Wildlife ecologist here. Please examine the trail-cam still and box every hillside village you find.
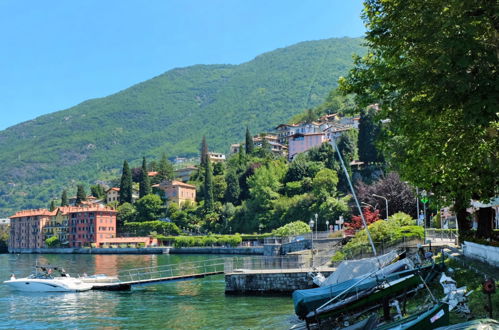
[4,110,366,250]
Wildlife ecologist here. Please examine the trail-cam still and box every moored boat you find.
[4,265,94,292]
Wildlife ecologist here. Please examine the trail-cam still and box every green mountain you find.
[0,37,365,216]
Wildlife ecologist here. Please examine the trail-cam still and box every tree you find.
[224,170,241,205]
[61,190,68,207]
[75,185,86,205]
[117,202,136,231]
[135,194,164,222]
[200,136,209,166]
[45,236,60,248]
[90,185,105,200]
[340,0,498,237]
[119,160,133,204]
[345,207,381,236]
[157,153,174,183]
[139,157,151,198]
[245,127,254,155]
[203,159,214,212]
[356,172,417,219]
[357,106,383,164]
[49,200,56,211]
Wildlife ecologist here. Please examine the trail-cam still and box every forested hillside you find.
[0,37,364,216]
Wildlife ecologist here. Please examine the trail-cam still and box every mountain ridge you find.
[0,37,365,216]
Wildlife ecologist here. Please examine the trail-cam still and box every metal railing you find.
[115,255,311,283]
[426,229,458,242]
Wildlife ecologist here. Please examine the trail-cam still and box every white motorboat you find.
[4,265,94,292]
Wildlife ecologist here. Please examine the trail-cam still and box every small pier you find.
[89,255,326,292]
[91,258,229,291]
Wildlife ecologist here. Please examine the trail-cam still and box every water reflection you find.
[0,254,294,329]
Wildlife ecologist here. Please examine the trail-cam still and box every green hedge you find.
[157,234,243,248]
[123,221,182,236]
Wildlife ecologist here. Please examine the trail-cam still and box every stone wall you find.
[225,270,334,294]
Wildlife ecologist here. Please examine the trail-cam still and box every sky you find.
[0,0,365,131]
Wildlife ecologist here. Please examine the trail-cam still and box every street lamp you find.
[309,219,314,252]
[372,194,389,220]
[314,213,318,239]
[361,202,374,210]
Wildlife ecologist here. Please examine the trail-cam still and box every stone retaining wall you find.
[225,270,334,294]
[8,247,169,254]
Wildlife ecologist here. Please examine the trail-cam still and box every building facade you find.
[9,205,117,249]
[159,180,197,206]
[9,209,54,249]
[288,133,328,160]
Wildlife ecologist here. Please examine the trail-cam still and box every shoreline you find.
[7,246,265,255]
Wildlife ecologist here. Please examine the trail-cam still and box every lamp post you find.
[314,213,318,239]
[309,219,314,252]
[372,194,389,220]
[361,202,374,210]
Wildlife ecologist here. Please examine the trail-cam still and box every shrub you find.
[271,221,311,237]
[388,212,416,226]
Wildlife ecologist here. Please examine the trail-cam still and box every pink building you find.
[288,133,328,160]
[9,209,54,249]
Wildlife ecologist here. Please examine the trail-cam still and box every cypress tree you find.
[157,153,174,182]
[139,157,151,198]
[200,136,209,166]
[49,200,56,211]
[245,127,254,155]
[75,184,86,205]
[61,190,69,207]
[203,159,214,212]
[119,160,133,204]
[224,170,240,205]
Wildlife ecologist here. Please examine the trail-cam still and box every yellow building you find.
[159,180,197,206]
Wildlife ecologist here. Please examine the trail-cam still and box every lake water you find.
[0,254,298,329]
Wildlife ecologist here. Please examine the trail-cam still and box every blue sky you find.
[0,0,365,130]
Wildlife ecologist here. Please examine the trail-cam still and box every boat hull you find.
[3,279,93,292]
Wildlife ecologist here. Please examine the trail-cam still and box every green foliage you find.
[117,202,136,230]
[224,170,240,204]
[90,184,106,199]
[271,221,312,237]
[60,190,68,207]
[45,235,60,248]
[200,136,208,166]
[139,157,152,198]
[203,160,214,212]
[49,200,56,211]
[0,37,365,217]
[340,1,498,233]
[357,106,383,164]
[388,212,416,226]
[172,234,242,248]
[156,153,174,183]
[119,160,133,204]
[75,184,86,205]
[0,226,9,253]
[134,194,164,222]
[245,127,255,155]
[335,217,424,261]
[124,220,181,236]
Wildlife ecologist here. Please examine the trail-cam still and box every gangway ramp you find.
[91,258,228,291]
